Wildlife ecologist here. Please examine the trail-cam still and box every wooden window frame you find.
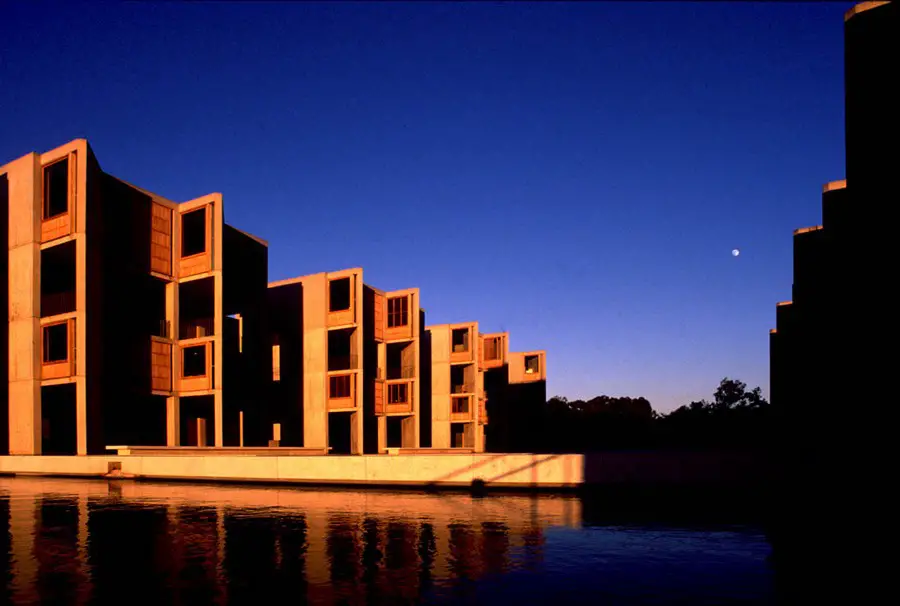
[180,206,208,259]
[451,328,470,353]
[388,382,409,405]
[181,344,208,378]
[42,320,70,365]
[524,354,541,375]
[329,374,352,399]
[387,296,409,328]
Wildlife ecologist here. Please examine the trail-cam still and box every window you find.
[452,328,469,353]
[329,277,351,312]
[330,375,351,399]
[43,158,69,219]
[388,383,408,404]
[452,396,470,414]
[387,296,409,328]
[272,344,281,382]
[182,345,207,378]
[181,208,207,257]
[484,337,501,361]
[43,322,69,363]
[525,355,540,375]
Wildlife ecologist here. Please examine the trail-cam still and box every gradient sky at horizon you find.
[0,1,854,411]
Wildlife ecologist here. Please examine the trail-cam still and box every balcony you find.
[328,354,360,372]
[386,365,415,380]
[480,336,505,369]
[40,291,75,318]
[450,395,472,422]
[451,381,475,395]
[327,277,355,327]
[180,318,214,340]
[327,372,357,411]
[41,155,73,243]
[450,327,473,364]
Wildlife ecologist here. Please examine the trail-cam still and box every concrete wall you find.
[301,273,328,449]
[428,326,451,448]
[0,449,769,489]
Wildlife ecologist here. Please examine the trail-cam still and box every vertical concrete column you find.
[431,327,451,449]
[211,197,224,448]
[401,416,417,448]
[377,416,387,452]
[7,153,42,455]
[303,275,328,450]
[166,280,180,446]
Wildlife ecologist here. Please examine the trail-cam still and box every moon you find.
[732,249,740,257]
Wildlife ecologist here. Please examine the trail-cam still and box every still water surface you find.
[0,477,772,605]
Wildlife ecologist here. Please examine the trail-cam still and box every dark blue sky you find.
[1,1,852,411]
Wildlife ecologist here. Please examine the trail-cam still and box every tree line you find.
[537,377,774,452]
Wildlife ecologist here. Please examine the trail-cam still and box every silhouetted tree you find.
[539,377,772,452]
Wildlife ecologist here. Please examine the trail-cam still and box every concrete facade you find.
[423,322,486,452]
[2,140,270,455]
[4,141,548,459]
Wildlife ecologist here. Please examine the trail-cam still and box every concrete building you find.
[480,332,548,453]
[267,269,426,454]
[770,1,897,469]
[422,322,487,451]
[1,139,269,455]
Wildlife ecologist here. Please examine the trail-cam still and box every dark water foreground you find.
[0,477,772,605]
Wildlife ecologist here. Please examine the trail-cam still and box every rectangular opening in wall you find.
[525,355,540,375]
[181,207,207,257]
[329,277,351,312]
[386,341,414,379]
[450,365,471,394]
[328,411,352,454]
[41,383,77,455]
[178,276,214,338]
[387,296,409,328]
[387,416,403,448]
[329,374,351,399]
[388,382,408,405]
[43,322,69,364]
[327,327,356,371]
[43,157,69,220]
[40,240,76,317]
[451,423,468,449]
[180,395,214,447]
[182,345,207,378]
[452,328,469,353]
[148,276,168,338]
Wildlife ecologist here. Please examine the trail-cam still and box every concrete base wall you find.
[0,449,769,489]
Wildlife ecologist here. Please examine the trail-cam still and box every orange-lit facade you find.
[1,139,269,455]
[3,144,547,457]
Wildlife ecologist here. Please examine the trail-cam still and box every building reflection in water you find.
[1,478,578,605]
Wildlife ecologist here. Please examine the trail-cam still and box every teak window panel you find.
[484,337,501,361]
[41,319,75,380]
[330,375,351,399]
[41,154,75,243]
[151,339,172,392]
[387,297,409,328]
[150,203,173,276]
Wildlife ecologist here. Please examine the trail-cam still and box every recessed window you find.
[182,345,207,378]
[181,208,207,257]
[452,396,470,415]
[484,336,502,361]
[43,158,69,220]
[525,355,540,375]
[329,277,351,312]
[388,383,408,404]
[330,374,351,399]
[387,296,409,328]
[43,323,69,363]
[451,328,469,353]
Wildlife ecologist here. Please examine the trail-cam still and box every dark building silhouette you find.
[769,2,897,600]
